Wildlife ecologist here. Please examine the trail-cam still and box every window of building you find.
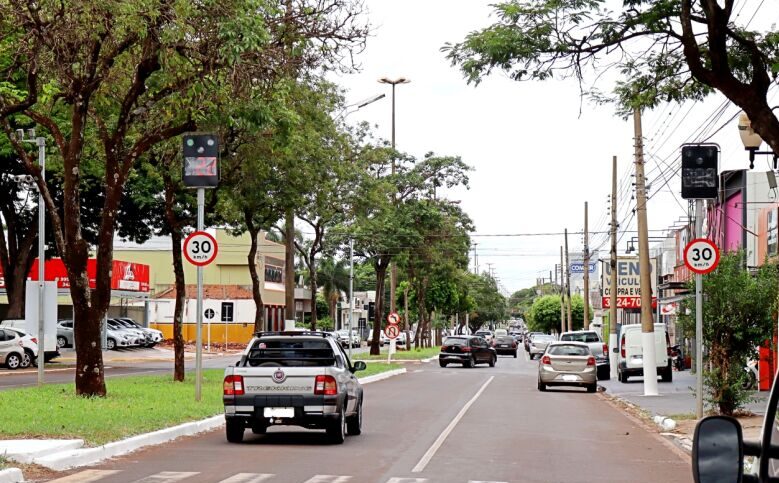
[221,302,234,322]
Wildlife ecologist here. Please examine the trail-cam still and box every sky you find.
[331,0,779,295]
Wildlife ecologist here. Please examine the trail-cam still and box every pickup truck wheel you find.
[225,419,244,443]
[346,397,362,436]
[327,408,346,444]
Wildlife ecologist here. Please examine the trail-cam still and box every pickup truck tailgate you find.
[232,366,324,396]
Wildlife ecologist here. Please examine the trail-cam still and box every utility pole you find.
[564,229,572,332]
[284,210,295,329]
[609,156,619,380]
[583,201,590,330]
[633,107,659,396]
[560,247,565,335]
[348,238,354,361]
[695,200,704,418]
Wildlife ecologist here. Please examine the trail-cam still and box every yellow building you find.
[115,229,288,343]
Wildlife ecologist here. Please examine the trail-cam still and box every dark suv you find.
[439,335,497,368]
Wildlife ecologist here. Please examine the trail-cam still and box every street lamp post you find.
[379,76,410,315]
[17,128,46,385]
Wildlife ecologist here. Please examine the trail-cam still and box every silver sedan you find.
[537,341,597,393]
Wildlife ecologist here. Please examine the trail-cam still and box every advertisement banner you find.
[6,258,152,292]
[601,257,657,309]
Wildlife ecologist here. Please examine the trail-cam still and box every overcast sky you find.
[331,0,779,295]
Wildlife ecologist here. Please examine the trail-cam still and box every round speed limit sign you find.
[684,238,720,275]
[184,231,219,266]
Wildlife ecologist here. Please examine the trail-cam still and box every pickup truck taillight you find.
[587,356,596,366]
[314,375,337,396]
[223,375,244,396]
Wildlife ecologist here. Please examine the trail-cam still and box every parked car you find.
[107,319,144,348]
[223,331,365,444]
[537,341,597,393]
[474,330,494,343]
[524,331,543,352]
[57,320,75,348]
[492,335,518,358]
[560,330,610,380]
[335,329,360,348]
[439,335,496,368]
[529,334,556,359]
[1,319,60,362]
[0,328,26,370]
[367,329,388,347]
[617,323,672,383]
[115,318,163,347]
[2,327,39,368]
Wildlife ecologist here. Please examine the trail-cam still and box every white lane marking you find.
[522,348,529,362]
[411,376,495,473]
[217,474,276,483]
[386,478,429,483]
[302,476,353,483]
[469,481,508,483]
[131,471,200,482]
[48,470,121,482]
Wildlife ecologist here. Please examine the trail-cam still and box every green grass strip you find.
[356,346,441,361]
[0,363,403,447]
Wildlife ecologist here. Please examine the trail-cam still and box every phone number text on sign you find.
[602,297,657,309]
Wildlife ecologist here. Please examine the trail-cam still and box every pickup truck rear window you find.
[246,339,336,367]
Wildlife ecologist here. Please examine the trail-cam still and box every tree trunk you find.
[164,176,186,382]
[284,210,295,325]
[245,225,265,333]
[5,250,34,319]
[369,261,389,355]
[309,267,318,331]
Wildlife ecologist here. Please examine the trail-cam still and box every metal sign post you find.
[695,201,704,419]
[182,133,219,402]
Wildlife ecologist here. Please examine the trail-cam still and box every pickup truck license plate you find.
[263,407,294,418]
[500,344,508,347]
[562,375,579,382]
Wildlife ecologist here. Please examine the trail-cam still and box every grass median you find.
[0,363,403,447]
[355,345,441,361]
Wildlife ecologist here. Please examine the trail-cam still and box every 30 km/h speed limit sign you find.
[684,238,720,275]
[184,231,219,266]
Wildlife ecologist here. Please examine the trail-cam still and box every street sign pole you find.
[195,188,204,402]
[348,239,354,362]
[695,199,704,419]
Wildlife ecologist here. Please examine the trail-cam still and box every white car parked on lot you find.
[2,326,39,368]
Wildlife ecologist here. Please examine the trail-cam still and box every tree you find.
[444,1,779,153]
[467,272,507,334]
[528,295,561,334]
[318,257,350,322]
[509,287,537,320]
[680,252,778,415]
[0,0,367,396]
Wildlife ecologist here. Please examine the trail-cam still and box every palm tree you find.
[318,257,350,323]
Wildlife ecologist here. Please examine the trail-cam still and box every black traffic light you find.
[368,302,375,322]
[182,133,219,188]
[681,144,718,199]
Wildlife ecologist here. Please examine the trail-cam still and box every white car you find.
[1,327,37,368]
[617,323,672,383]
[475,330,494,343]
[335,330,360,348]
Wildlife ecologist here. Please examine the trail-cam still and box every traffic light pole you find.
[695,199,704,418]
[195,188,204,402]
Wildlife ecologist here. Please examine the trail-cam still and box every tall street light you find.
[379,76,410,315]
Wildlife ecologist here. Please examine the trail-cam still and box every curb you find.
[0,468,23,483]
[32,415,224,471]
[358,368,407,384]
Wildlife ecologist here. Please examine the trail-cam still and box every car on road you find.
[335,329,360,349]
[559,330,610,380]
[617,323,672,383]
[474,330,494,343]
[492,335,518,358]
[1,319,60,361]
[537,341,597,393]
[2,326,39,368]
[439,335,497,368]
[524,331,543,352]
[494,329,508,337]
[223,331,365,444]
[0,328,26,370]
[529,334,556,359]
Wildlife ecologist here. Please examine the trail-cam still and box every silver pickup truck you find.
[223,331,366,444]
[559,330,610,380]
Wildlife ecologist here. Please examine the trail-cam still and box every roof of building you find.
[154,284,256,300]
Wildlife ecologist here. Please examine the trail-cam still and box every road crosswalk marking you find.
[302,476,352,483]
[217,474,276,483]
[47,470,121,482]
[44,470,503,482]
[131,471,200,482]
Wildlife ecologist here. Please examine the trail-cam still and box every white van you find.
[617,323,672,383]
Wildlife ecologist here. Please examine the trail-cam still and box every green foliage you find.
[679,252,779,415]
[528,295,562,333]
[467,272,507,333]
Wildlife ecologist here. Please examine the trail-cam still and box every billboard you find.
[601,257,657,309]
[0,258,150,292]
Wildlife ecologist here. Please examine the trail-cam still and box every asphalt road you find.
[36,349,692,483]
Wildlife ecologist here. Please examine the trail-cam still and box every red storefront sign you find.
[0,258,150,292]
[602,297,658,309]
